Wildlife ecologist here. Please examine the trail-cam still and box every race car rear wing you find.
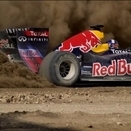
[0,27,49,73]
[16,28,49,72]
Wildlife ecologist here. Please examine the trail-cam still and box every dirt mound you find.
[0,52,55,88]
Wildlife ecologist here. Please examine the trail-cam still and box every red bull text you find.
[92,59,131,77]
[19,49,40,57]
[57,30,101,53]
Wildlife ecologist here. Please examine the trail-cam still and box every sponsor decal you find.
[0,39,14,48]
[19,49,40,57]
[6,28,28,34]
[92,59,131,76]
[18,31,49,42]
[24,31,49,37]
[18,36,27,42]
[27,37,48,42]
[0,39,9,45]
[111,49,128,54]
[81,70,91,75]
[18,36,48,42]
[2,43,14,48]
[56,30,101,53]
[83,66,92,68]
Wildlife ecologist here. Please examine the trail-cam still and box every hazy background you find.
[0,1,131,50]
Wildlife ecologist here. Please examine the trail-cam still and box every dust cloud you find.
[0,1,131,48]
[0,1,131,88]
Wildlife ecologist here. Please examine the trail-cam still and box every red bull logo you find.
[19,49,40,57]
[57,30,101,53]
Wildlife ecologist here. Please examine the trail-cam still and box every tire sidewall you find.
[50,52,80,86]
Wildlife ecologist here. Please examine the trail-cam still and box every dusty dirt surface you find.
[1,52,131,131]
[1,87,131,131]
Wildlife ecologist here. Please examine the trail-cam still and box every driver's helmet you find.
[106,39,119,49]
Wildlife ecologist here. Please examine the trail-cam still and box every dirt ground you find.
[1,87,131,131]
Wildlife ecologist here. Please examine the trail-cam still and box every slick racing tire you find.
[39,51,80,87]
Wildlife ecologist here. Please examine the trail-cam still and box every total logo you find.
[18,36,27,42]
[111,49,128,54]
[92,59,131,77]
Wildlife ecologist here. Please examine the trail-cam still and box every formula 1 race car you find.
[0,25,131,87]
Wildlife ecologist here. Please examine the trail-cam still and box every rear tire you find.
[39,51,80,87]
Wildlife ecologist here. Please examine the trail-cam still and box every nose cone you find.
[90,30,104,40]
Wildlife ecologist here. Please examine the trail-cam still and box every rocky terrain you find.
[0,49,131,131]
[1,87,131,131]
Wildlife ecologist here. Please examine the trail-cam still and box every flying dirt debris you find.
[0,51,55,88]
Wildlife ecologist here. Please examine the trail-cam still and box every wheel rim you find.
[59,60,75,80]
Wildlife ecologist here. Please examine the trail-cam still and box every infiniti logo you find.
[18,36,27,42]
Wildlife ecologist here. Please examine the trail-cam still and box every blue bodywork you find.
[79,49,131,81]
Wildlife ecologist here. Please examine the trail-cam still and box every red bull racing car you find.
[0,25,131,87]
